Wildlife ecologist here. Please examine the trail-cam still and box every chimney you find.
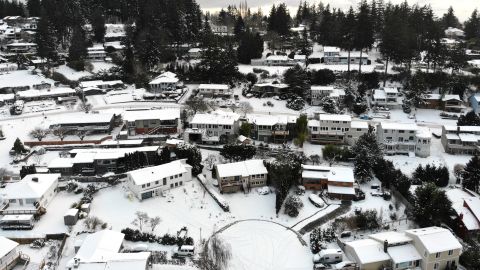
[32,177,39,182]
[384,240,388,253]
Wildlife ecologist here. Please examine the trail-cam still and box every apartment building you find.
[344,227,462,270]
[301,165,355,200]
[127,159,192,200]
[185,111,240,144]
[246,114,296,143]
[215,160,268,193]
[308,114,353,144]
[310,86,345,106]
[377,122,431,157]
[441,125,480,155]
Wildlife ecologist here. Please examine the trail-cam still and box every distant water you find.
[198,0,478,21]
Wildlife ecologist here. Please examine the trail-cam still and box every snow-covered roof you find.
[442,94,462,102]
[17,87,75,98]
[0,70,54,89]
[459,133,479,142]
[122,109,180,122]
[302,165,354,183]
[51,112,115,125]
[323,46,340,53]
[383,87,398,94]
[307,119,320,127]
[464,197,480,225]
[100,139,144,146]
[351,121,369,129]
[416,128,431,139]
[70,146,159,162]
[444,125,480,133]
[311,86,334,92]
[373,89,386,100]
[0,236,18,259]
[128,160,191,186]
[405,227,462,253]
[73,230,123,263]
[380,122,417,131]
[198,84,229,90]
[294,55,306,60]
[424,94,442,100]
[254,82,289,89]
[65,208,79,217]
[369,231,412,245]
[319,114,351,122]
[266,55,288,61]
[48,158,74,168]
[190,111,240,126]
[165,138,184,145]
[79,80,124,88]
[339,51,369,58]
[216,160,267,178]
[327,185,355,195]
[0,174,60,200]
[346,239,390,264]
[387,244,422,264]
[247,114,296,126]
[188,48,202,53]
[330,89,345,97]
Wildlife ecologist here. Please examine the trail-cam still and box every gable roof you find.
[128,160,191,186]
[405,227,462,253]
[216,160,267,178]
[0,236,18,258]
[1,174,60,200]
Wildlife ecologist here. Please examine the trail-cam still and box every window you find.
[142,184,146,188]
[163,178,166,185]
[448,250,453,256]
[399,130,405,133]
[434,263,439,269]
[180,181,183,185]
[170,184,174,188]
[175,175,178,178]
[179,174,182,177]
[170,176,173,179]
[147,183,150,187]
[436,252,440,258]
[424,251,427,257]
[155,181,159,185]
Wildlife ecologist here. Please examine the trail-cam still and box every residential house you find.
[87,45,106,61]
[48,146,160,176]
[293,54,306,64]
[442,95,464,112]
[149,72,179,92]
[323,46,341,64]
[188,48,202,58]
[49,112,117,134]
[6,42,36,54]
[79,80,124,90]
[421,94,442,109]
[445,27,465,39]
[264,55,292,66]
[310,86,345,106]
[405,227,462,270]
[0,236,19,270]
[127,159,192,200]
[0,174,60,210]
[215,160,268,193]
[346,121,369,145]
[0,63,17,72]
[301,165,355,200]
[252,82,289,97]
[308,114,353,144]
[66,230,150,270]
[211,24,229,36]
[17,87,76,102]
[122,109,180,135]
[469,94,480,113]
[185,111,240,144]
[377,122,431,157]
[441,125,480,155]
[197,84,232,97]
[446,188,480,238]
[246,114,296,143]
[323,46,369,65]
[372,88,399,108]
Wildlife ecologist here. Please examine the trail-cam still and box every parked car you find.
[174,245,195,257]
[340,231,352,238]
[309,194,324,208]
[313,249,343,264]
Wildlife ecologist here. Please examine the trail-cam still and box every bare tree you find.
[52,125,69,141]
[29,127,49,141]
[0,168,12,184]
[149,216,162,232]
[186,98,208,114]
[198,236,232,270]
[79,102,92,113]
[309,154,321,165]
[132,211,149,231]
[30,153,42,165]
[76,130,89,141]
[84,216,103,231]
[236,101,253,116]
[204,154,218,170]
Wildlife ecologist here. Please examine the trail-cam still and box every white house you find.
[445,27,464,39]
[310,86,345,106]
[122,108,180,135]
[301,165,356,200]
[405,227,462,270]
[372,88,399,107]
[185,111,240,144]
[149,72,179,92]
[323,46,369,65]
[0,236,19,270]
[6,42,36,53]
[246,114,296,143]
[308,114,354,144]
[264,55,292,66]
[127,159,192,200]
[0,63,17,72]
[87,45,107,61]
[376,122,431,157]
[441,125,480,155]
[66,230,150,270]
[188,48,202,58]
[0,174,60,209]
[197,84,232,97]
[346,121,369,145]
[215,159,268,193]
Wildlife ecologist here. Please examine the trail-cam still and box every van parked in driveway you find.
[174,245,195,257]
[313,249,343,264]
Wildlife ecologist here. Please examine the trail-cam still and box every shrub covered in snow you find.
[286,97,305,111]
[284,195,304,217]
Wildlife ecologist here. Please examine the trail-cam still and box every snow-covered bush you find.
[284,195,304,217]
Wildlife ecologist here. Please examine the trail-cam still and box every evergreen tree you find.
[354,0,374,73]
[464,9,480,40]
[462,155,480,193]
[283,65,310,97]
[199,44,240,84]
[267,3,291,36]
[413,164,450,187]
[321,96,339,114]
[12,138,27,155]
[239,122,252,137]
[68,26,88,71]
[220,143,256,162]
[457,111,480,126]
[404,72,428,107]
[310,69,335,85]
[27,0,41,17]
[234,15,246,39]
[352,125,382,182]
[294,114,308,147]
[20,165,36,179]
[175,143,203,175]
[237,31,263,64]
[340,7,356,75]
[35,8,58,65]
[413,183,452,227]
[92,8,106,43]
[441,6,461,30]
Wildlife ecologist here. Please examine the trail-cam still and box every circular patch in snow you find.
[215,220,313,270]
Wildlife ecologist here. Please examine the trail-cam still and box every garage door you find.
[141,191,153,200]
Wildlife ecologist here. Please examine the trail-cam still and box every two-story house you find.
[377,122,431,157]
[301,165,355,200]
[215,159,268,193]
[148,72,179,92]
[185,111,240,144]
[127,159,192,200]
[441,125,480,155]
[372,87,399,107]
[442,95,464,112]
[122,109,180,135]
[346,121,369,145]
[308,114,352,144]
[405,227,462,270]
[246,114,296,143]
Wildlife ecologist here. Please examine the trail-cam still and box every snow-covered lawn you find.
[90,61,116,73]
[217,220,313,270]
[55,65,91,81]
[0,70,54,89]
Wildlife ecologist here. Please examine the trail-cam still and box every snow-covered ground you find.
[54,65,91,81]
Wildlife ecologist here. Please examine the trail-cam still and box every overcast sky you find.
[198,0,479,21]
